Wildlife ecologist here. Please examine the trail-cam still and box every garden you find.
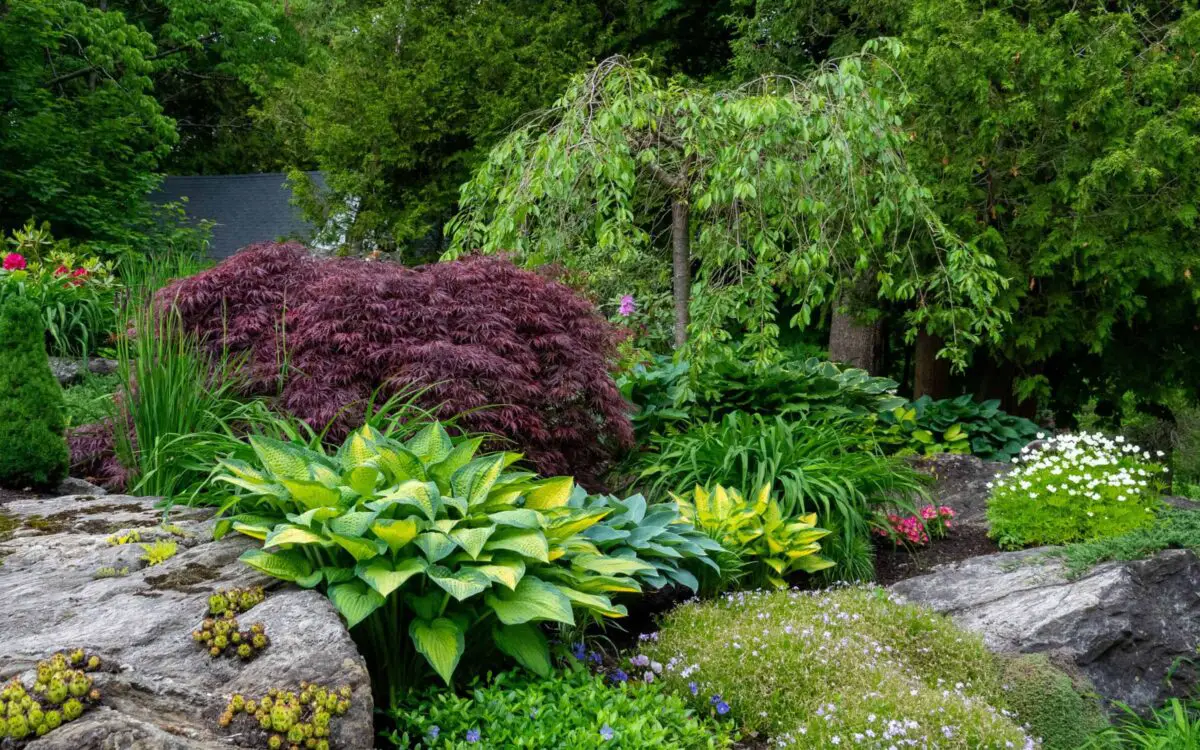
[3,1,1200,749]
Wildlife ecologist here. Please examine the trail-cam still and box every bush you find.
[0,295,69,487]
[639,587,1035,749]
[157,242,632,485]
[387,666,733,749]
[996,654,1109,750]
[879,395,1039,462]
[987,432,1166,549]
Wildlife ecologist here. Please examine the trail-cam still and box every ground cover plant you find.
[987,432,1166,549]
[1051,509,1200,579]
[996,654,1108,750]
[387,664,734,748]
[638,586,1037,748]
[62,373,120,429]
[212,421,663,705]
[0,295,69,488]
[155,242,633,485]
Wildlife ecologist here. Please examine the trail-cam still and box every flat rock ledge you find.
[890,546,1200,710]
[0,492,373,749]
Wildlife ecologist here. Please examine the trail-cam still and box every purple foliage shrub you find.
[152,242,633,483]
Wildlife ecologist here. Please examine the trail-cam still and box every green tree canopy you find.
[447,50,1008,365]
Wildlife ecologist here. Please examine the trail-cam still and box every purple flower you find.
[688,682,698,696]
[710,694,723,705]
[465,728,480,743]
[599,724,614,741]
[716,701,730,716]
[630,654,650,667]
[427,725,440,739]
[571,643,586,660]
[610,669,628,683]
[588,651,602,665]
[618,294,636,317]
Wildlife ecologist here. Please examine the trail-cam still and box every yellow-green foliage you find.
[218,683,352,750]
[192,612,270,661]
[641,587,1035,749]
[106,529,141,546]
[140,540,177,566]
[0,649,102,740]
[92,566,129,579]
[208,586,265,616]
[997,654,1109,749]
[161,523,190,538]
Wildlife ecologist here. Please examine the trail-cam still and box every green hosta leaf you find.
[441,494,469,517]
[473,555,526,590]
[789,554,836,573]
[231,521,272,541]
[328,532,382,561]
[493,623,551,677]
[409,617,464,685]
[485,528,549,562]
[265,525,330,548]
[376,481,440,522]
[338,428,378,470]
[216,475,288,499]
[344,465,381,496]
[372,518,421,552]
[555,573,641,595]
[431,518,460,534]
[287,507,341,527]
[449,525,496,559]
[544,509,610,541]
[664,566,699,592]
[250,436,327,481]
[280,479,341,510]
[551,584,627,618]
[451,454,505,507]
[376,445,427,483]
[406,423,454,465]
[571,553,655,577]
[523,476,574,510]
[357,557,427,598]
[488,509,544,529]
[583,525,631,543]
[613,494,647,524]
[485,576,574,625]
[322,566,355,584]
[329,510,378,538]
[239,548,313,583]
[216,458,271,485]
[430,437,485,489]
[415,532,457,563]
[328,580,385,628]
[427,564,492,601]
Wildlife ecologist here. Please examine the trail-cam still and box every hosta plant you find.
[880,396,1038,462]
[567,490,724,593]
[671,484,833,591]
[213,422,651,704]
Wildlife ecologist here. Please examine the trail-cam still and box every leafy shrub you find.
[640,587,1035,749]
[875,403,970,457]
[902,396,1039,462]
[996,654,1109,750]
[62,373,119,429]
[566,490,724,592]
[157,242,633,485]
[0,295,69,488]
[638,412,927,580]
[387,665,733,749]
[673,484,832,591]
[0,222,120,358]
[618,353,904,441]
[987,432,1166,548]
[214,421,651,704]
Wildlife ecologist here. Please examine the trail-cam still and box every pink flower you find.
[618,294,636,317]
[54,265,69,276]
[2,253,26,271]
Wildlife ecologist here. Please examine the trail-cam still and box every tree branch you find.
[41,32,219,88]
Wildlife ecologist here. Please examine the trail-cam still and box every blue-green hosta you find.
[212,422,653,697]
[567,490,724,592]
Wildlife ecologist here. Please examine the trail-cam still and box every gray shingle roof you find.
[150,172,325,259]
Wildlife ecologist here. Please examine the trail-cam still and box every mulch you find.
[872,524,1000,587]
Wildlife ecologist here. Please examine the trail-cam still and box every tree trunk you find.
[913,331,951,400]
[670,198,691,349]
[829,297,884,374]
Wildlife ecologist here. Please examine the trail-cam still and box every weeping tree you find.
[446,43,1008,367]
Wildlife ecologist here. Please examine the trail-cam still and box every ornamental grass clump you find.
[987,432,1166,549]
[640,587,1036,749]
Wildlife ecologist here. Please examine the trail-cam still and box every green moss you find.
[996,654,1110,749]
[1054,509,1200,578]
[0,296,69,488]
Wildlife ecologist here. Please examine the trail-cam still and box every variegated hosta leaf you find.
[473,554,526,590]
[485,528,550,563]
[449,525,496,559]
[450,454,505,508]
[544,509,610,541]
[338,427,380,470]
[231,520,273,541]
[328,532,383,561]
[492,623,551,677]
[216,474,288,499]
[570,553,655,577]
[280,479,341,510]
[287,507,341,527]
[427,564,492,601]
[328,510,378,538]
[344,465,381,497]
[216,458,271,485]
[239,548,313,584]
[249,435,330,482]
[551,584,627,618]
[523,476,574,510]
[488,509,545,529]
[405,423,454,465]
[409,617,464,685]
[429,437,485,489]
[375,444,427,484]
[415,531,457,563]
[357,557,427,598]
[375,480,441,522]
[484,576,574,625]
[372,518,421,552]
[265,524,330,548]
[329,580,385,628]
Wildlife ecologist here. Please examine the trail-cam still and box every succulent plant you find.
[192,612,270,661]
[220,682,350,750]
[106,529,141,546]
[0,649,102,741]
[92,566,129,579]
[140,540,178,566]
[208,586,266,616]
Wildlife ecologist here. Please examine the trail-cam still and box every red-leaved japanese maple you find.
[154,242,633,484]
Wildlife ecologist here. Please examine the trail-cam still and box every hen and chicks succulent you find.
[192,613,270,661]
[0,649,102,741]
[218,683,351,750]
[208,586,265,617]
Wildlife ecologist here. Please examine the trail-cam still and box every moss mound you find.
[998,653,1109,749]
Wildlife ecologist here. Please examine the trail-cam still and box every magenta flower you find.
[2,253,26,271]
[618,294,636,317]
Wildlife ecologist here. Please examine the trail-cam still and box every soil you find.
[873,524,1000,586]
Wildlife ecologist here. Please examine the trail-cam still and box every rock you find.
[0,493,373,749]
[911,453,1009,528]
[890,547,1200,709]
[54,476,108,497]
[48,356,120,386]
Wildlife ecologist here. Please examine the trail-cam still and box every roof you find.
[150,172,325,259]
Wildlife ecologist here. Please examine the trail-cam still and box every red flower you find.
[2,253,26,271]
[72,267,88,277]
[55,265,69,276]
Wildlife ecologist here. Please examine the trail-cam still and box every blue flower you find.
[610,669,628,683]
[571,643,586,660]
[427,725,440,740]
[710,694,723,705]
[599,724,614,741]
[529,708,539,718]
[465,728,481,743]
[688,682,698,696]
[588,650,602,665]
[716,701,730,716]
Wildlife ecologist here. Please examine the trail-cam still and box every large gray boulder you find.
[891,547,1200,710]
[911,453,1009,528]
[0,492,373,749]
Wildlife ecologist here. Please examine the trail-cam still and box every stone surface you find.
[911,453,1009,528]
[0,493,373,749]
[891,547,1200,709]
[48,356,119,386]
